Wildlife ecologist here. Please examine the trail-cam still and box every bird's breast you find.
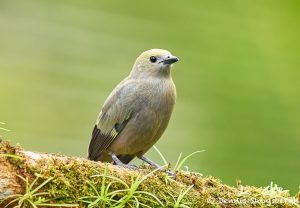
[109,79,176,154]
[140,78,176,113]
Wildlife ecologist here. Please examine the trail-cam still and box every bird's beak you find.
[163,56,179,65]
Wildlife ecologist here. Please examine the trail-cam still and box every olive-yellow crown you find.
[130,49,179,78]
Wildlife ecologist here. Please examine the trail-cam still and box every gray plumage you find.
[88,49,178,164]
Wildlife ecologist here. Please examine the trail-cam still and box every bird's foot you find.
[137,155,161,168]
[118,163,138,170]
[137,155,176,177]
[166,170,176,177]
[110,152,138,170]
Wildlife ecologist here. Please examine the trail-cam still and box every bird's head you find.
[130,49,179,78]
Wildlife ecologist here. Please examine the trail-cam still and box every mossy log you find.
[0,139,299,208]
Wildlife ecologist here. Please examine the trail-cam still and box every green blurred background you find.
[1,0,299,193]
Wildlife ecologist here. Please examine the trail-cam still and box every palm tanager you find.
[88,49,179,168]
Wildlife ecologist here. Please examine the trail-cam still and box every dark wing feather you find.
[88,125,115,160]
[88,125,100,154]
[88,109,132,161]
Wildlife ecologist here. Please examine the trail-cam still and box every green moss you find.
[1,139,299,208]
[0,138,24,166]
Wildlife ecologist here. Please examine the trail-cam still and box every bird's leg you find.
[110,152,137,169]
[138,155,175,177]
[137,155,162,169]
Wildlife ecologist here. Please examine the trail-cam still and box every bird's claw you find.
[126,164,138,170]
[166,170,176,177]
[117,164,138,170]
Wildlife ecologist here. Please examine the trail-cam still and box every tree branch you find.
[0,138,299,208]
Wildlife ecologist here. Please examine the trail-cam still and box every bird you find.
[88,49,179,168]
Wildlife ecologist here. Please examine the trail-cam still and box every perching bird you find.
[88,49,178,168]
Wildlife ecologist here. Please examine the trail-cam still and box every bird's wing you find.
[88,82,133,161]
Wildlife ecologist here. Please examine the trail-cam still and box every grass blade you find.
[153,146,168,166]
[174,151,205,171]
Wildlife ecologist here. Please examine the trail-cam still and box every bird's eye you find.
[149,56,157,63]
